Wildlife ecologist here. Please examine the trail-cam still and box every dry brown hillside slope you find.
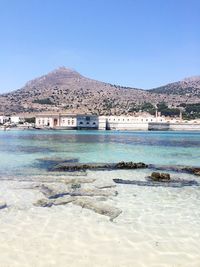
[0,67,200,115]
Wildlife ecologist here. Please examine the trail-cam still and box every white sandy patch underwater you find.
[0,169,200,267]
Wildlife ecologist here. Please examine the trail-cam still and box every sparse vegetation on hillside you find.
[157,102,180,116]
[179,103,200,119]
[0,68,200,116]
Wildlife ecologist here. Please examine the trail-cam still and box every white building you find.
[35,113,200,131]
[35,114,77,129]
[0,116,8,124]
[105,115,166,131]
[10,116,22,124]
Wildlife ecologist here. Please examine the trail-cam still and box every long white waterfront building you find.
[34,113,200,131]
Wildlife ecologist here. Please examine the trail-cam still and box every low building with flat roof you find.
[35,113,77,129]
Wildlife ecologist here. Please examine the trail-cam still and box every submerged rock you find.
[53,196,75,206]
[149,164,200,176]
[34,196,121,221]
[34,198,54,207]
[40,184,118,199]
[63,178,96,184]
[148,172,171,182]
[70,188,118,197]
[113,178,199,188]
[71,183,81,189]
[72,197,122,221]
[0,201,7,209]
[34,196,75,207]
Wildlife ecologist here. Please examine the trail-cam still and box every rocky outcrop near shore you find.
[113,170,199,188]
[149,164,200,176]
[52,161,148,172]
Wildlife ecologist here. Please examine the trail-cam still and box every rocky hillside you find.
[0,67,200,115]
[151,76,200,97]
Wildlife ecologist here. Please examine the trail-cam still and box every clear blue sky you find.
[0,0,200,93]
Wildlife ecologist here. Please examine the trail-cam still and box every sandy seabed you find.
[0,170,200,267]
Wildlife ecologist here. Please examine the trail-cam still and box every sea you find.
[0,130,200,266]
[0,130,200,177]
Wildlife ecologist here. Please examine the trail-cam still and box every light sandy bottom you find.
[0,170,200,267]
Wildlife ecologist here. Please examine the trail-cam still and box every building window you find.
[42,120,44,124]
[72,120,74,125]
[79,122,83,125]
[38,120,41,124]
[93,122,96,125]
[62,119,65,123]
[87,122,90,125]
[68,120,70,125]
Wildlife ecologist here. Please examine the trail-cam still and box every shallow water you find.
[1,130,200,177]
[0,130,200,266]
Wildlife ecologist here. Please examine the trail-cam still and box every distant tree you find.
[25,117,35,123]
[157,102,179,116]
[32,98,54,105]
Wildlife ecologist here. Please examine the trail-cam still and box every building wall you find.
[106,116,166,131]
[34,114,200,131]
[77,115,99,129]
[10,117,20,124]
[98,116,106,130]
[169,123,200,131]
[0,116,7,124]
[35,117,55,128]
[59,117,77,128]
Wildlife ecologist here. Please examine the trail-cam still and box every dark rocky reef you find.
[149,164,200,176]
[52,161,148,172]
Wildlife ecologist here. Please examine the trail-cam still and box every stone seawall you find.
[107,122,149,131]
[148,122,200,131]
[148,122,170,131]
[169,123,200,131]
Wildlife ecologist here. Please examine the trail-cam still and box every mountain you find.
[150,76,200,97]
[0,67,200,115]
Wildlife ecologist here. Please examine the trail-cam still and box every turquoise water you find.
[0,130,200,177]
